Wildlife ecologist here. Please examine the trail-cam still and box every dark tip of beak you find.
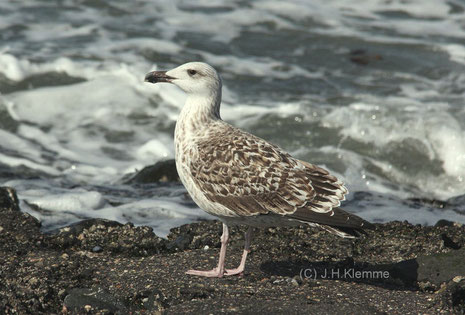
[144,71,175,84]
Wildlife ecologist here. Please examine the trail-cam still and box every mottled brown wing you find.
[189,126,348,217]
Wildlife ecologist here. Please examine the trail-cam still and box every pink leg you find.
[225,226,253,276]
[186,223,229,277]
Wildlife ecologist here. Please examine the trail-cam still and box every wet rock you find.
[2,186,465,314]
[411,195,465,216]
[49,218,167,256]
[435,219,456,227]
[349,49,383,65]
[132,289,168,313]
[0,187,42,253]
[0,186,20,211]
[446,194,465,211]
[63,287,128,314]
[178,283,216,300]
[123,159,179,183]
[166,233,194,251]
[441,233,461,250]
[408,197,449,209]
[168,221,221,250]
[435,277,465,313]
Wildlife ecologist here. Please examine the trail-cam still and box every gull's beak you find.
[144,71,175,84]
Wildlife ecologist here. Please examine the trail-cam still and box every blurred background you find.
[1,0,465,236]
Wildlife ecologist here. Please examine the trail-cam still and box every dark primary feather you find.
[290,207,373,230]
[290,207,374,237]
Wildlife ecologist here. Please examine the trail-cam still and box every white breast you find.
[174,119,239,218]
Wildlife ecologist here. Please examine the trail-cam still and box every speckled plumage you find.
[145,62,373,277]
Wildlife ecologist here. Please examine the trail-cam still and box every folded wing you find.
[189,125,366,235]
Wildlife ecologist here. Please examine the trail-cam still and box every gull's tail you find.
[290,207,375,238]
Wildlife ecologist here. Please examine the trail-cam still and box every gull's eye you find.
[187,69,197,76]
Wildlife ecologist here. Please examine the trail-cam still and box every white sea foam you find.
[201,53,320,80]
[27,189,106,212]
[320,97,465,199]
[442,44,465,65]
[95,199,214,237]
[346,192,465,226]
[13,180,213,237]
[0,53,85,81]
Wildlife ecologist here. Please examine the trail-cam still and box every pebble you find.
[289,278,300,287]
[29,277,39,286]
[453,276,465,283]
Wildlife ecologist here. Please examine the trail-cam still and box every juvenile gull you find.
[145,62,374,278]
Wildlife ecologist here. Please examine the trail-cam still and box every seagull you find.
[145,62,374,278]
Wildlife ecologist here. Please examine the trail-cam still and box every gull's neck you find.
[176,87,222,137]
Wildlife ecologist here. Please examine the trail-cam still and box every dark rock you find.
[0,187,42,253]
[441,233,461,250]
[0,186,20,211]
[178,283,215,300]
[123,159,179,184]
[132,289,168,313]
[408,197,448,209]
[48,218,167,256]
[446,194,465,211]
[2,190,465,314]
[47,218,124,248]
[168,221,222,250]
[435,219,456,227]
[410,195,465,215]
[434,277,465,313]
[63,287,128,314]
[51,218,123,237]
[349,49,383,65]
[167,233,194,251]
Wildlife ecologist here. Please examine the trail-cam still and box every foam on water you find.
[10,179,213,238]
[26,189,106,212]
[319,98,465,199]
[1,0,465,235]
[345,192,465,226]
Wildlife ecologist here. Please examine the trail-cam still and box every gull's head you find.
[145,62,221,95]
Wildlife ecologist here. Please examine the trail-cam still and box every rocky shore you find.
[1,185,465,314]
